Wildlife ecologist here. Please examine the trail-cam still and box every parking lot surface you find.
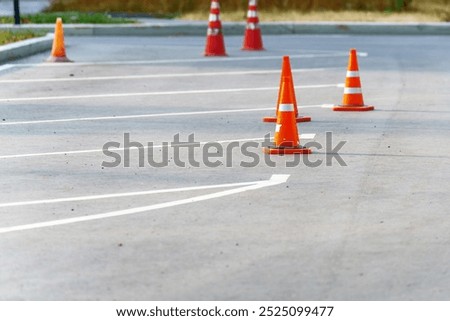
[0,34,449,300]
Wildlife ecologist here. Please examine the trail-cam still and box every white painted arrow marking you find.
[0,178,269,208]
[0,175,289,235]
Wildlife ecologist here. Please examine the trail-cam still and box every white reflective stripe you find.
[211,2,220,9]
[275,124,282,132]
[278,104,294,112]
[344,87,362,94]
[247,10,257,18]
[249,0,257,5]
[247,23,257,30]
[207,28,220,35]
[209,14,219,21]
[346,71,360,77]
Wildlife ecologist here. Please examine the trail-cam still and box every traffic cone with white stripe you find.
[204,0,227,56]
[333,49,374,111]
[263,76,312,155]
[46,17,72,63]
[263,56,311,123]
[242,0,264,51]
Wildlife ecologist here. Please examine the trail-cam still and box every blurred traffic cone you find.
[204,0,227,56]
[263,76,312,155]
[46,17,72,63]
[242,0,264,51]
[333,49,374,111]
[263,56,311,123]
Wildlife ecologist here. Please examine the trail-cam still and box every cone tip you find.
[281,56,292,73]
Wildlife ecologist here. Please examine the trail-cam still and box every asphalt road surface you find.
[0,34,449,300]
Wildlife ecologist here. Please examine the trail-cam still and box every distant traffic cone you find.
[204,0,227,56]
[333,49,374,111]
[242,0,264,51]
[46,17,72,63]
[263,56,311,123]
[263,76,312,155]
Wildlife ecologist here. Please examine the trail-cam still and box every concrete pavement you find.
[0,34,449,300]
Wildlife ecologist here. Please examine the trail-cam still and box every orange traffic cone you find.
[204,0,227,56]
[263,56,311,123]
[46,17,72,63]
[242,0,264,51]
[333,49,374,111]
[263,76,312,155]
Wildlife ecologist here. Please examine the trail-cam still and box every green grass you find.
[0,30,45,45]
[0,12,134,24]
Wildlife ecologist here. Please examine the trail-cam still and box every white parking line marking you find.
[0,105,328,126]
[0,68,335,84]
[0,64,14,72]
[7,52,367,68]
[0,84,342,102]
[0,134,316,159]
[0,174,289,235]
[0,180,265,208]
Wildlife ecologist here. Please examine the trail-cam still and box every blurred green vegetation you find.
[0,30,45,45]
[0,12,133,24]
[45,0,450,21]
